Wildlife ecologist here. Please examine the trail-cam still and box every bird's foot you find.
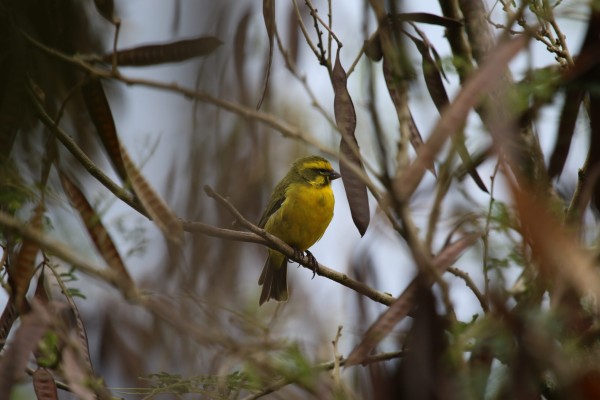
[305,250,319,279]
[291,248,304,264]
[289,248,319,279]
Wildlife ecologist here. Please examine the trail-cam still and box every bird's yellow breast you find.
[264,181,335,251]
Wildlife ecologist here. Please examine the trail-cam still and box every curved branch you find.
[189,186,396,307]
[191,221,394,306]
[447,266,488,312]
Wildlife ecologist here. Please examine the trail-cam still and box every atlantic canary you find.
[258,156,340,305]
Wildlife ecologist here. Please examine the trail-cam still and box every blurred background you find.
[1,0,596,399]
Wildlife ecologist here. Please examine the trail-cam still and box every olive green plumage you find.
[258,156,340,305]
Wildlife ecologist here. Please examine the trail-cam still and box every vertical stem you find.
[482,160,500,298]
[327,0,333,67]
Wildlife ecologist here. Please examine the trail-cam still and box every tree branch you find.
[447,266,488,312]
[200,185,395,306]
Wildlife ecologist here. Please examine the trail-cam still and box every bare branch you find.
[201,185,396,306]
[448,266,489,312]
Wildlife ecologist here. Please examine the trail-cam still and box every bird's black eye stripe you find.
[316,168,330,174]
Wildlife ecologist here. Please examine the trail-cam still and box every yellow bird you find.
[258,156,340,305]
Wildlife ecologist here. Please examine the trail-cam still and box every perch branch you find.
[201,185,395,306]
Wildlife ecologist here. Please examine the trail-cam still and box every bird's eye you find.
[317,168,329,174]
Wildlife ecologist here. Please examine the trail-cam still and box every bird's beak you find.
[330,170,341,180]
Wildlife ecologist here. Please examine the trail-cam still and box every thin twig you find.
[447,266,489,312]
[291,0,321,61]
[307,0,328,67]
[346,40,366,77]
[492,0,573,66]
[54,79,86,126]
[111,20,122,73]
[327,0,333,68]
[274,29,336,129]
[304,0,342,46]
[302,0,343,78]
[547,11,573,65]
[331,325,344,392]
[482,160,501,299]
[44,259,96,373]
[425,147,457,252]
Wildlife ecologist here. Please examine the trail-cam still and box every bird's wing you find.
[258,194,285,228]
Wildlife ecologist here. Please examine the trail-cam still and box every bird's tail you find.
[258,251,288,305]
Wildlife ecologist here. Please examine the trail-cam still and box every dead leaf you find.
[392,12,462,28]
[9,203,43,313]
[104,36,223,66]
[59,171,133,288]
[548,89,584,179]
[120,144,183,245]
[234,10,252,104]
[33,368,59,400]
[333,48,370,236]
[93,0,116,24]
[81,79,128,181]
[0,302,51,395]
[0,300,18,352]
[257,0,275,109]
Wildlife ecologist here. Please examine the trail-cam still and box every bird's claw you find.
[305,250,319,279]
[289,248,319,279]
[291,248,304,263]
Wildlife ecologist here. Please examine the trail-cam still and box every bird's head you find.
[293,156,341,187]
